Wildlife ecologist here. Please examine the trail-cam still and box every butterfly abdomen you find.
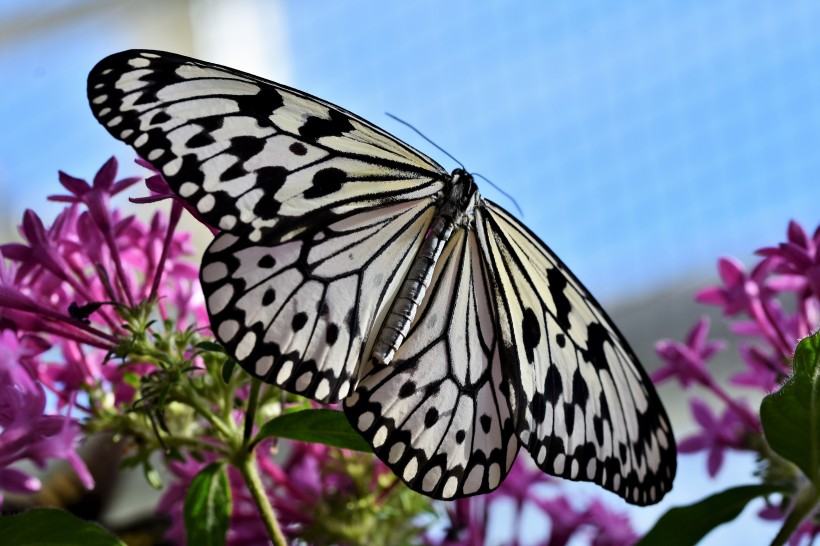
[371,172,478,365]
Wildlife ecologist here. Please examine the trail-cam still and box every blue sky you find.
[0,2,817,542]
[1,2,818,304]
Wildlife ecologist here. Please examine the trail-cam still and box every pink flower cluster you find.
[0,158,203,505]
[1,157,645,544]
[653,221,820,525]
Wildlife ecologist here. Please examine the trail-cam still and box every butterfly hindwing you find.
[345,228,520,499]
[87,50,445,243]
[477,201,676,505]
[202,199,438,402]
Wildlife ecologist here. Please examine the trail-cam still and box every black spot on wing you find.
[398,381,416,398]
[292,312,308,332]
[326,323,339,345]
[583,322,614,372]
[480,414,492,433]
[521,307,541,363]
[424,408,439,428]
[185,130,215,149]
[530,392,546,424]
[251,167,288,219]
[544,364,562,405]
[546,267,572,331]
[572,368,589,408]
[149,110,171,125]
[235,85,284,116]
[289,142,308,156]
[564,402,576,435]
[261,288,276,306]
[257,255,276,268]
[230,135,267,162]
[305,167,346,199]
[593,415,605,445]
[299,109,355,141]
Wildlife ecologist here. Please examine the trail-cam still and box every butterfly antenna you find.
[385,113,465,170]
[473,173,524,217]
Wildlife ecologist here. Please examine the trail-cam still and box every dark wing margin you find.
[476,200,676,506]
[87,49,446,243]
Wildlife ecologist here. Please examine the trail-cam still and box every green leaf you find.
[0,508,125,546]
[637,484,786,546]
[196,340,226,353]
[221,359,236,383]
[254,408,372,452]
[761,332,820,485]
[184,463,232,546]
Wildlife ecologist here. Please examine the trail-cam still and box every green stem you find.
[238,449,287,546]
[179,389,235,440]
[244,378,262,449]
[770,483,820,546]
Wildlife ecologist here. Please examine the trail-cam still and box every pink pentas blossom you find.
[584,499,639,546]
[0,159,211,514]
[534,495,587,546]
[0,329,92,505]
[678,398,749,477]
[50,156,140,237]
[653,317,726,389]
[695,257,774,316]
[758,220,820,300]
[731,343,787,391]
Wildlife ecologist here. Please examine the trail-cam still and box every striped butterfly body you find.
[88,50,676,504]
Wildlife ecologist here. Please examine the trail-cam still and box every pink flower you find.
[696,257,774,316]
[534,496,587,546]
[584,499,639,546]
[758,220,820,301]
[730,343,788,391]
[678,398,749,477]
[653,317,726,388]
[0,329,92,505]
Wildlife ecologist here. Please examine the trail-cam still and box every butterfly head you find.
[449,168,479,207]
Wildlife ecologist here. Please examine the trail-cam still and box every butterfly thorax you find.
[370,169,479,365]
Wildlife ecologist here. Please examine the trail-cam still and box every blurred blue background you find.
[0,1,816,543]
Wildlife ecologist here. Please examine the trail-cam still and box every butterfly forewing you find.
[87,50,445,242]
[345,228,519,499]
[87,49,676,505]
[478,201,676,505]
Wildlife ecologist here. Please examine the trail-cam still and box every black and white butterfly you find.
[87,50,675,505]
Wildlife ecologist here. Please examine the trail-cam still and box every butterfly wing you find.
[477,201,676,505]
[203,200,437,402]
[88,50,451,402]
[345,227,520,499]
[87,50,446,243]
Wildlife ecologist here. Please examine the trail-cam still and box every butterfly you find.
[87,50,676,505]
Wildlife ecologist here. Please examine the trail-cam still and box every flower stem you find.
[237,449,287,546]
[244,378,262,448]
[770,483,820,546]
